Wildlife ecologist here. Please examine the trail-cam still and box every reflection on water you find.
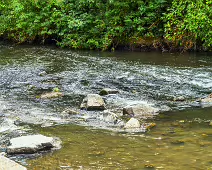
[0,44,212,169]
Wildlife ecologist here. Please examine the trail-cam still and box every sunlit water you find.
[0,44,212,169]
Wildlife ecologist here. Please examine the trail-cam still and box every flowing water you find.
[0,44,212,169]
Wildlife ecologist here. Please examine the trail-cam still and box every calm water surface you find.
[0,45,212,169]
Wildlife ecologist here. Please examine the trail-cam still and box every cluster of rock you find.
[36,86,212,132]
[36,87,159,132]
[79,88,159,132]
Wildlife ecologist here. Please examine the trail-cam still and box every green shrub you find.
[164,0,212,51]
[1,0,211,51]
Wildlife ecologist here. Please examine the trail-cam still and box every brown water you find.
[0,44,212,169]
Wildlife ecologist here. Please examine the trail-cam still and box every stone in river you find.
[61,108,80,115]
[124,118,140,129]
[123,104,159,118]
[0,154,27,170]
[174,96,185,101]
[7,135,61,154]
[80,94,106,110]
[99,110,119,124]
[40,92,63,99]
[201,93,212,103]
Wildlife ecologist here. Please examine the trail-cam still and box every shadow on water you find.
[0,44,212,169]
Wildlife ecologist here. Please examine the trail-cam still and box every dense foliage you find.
[164,0,212,51]
[0,0,211,51]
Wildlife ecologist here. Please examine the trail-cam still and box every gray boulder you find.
[80,94,106,110]
[99,110,119,124]
[99,88,119,95]
[123,104,159,118]
[124,118,140,129]
[7,135,61,154]
[0,154,27,170]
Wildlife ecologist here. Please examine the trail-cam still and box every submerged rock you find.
[99,88,119,96]
[174,96,185,101]
[0,118,19,133]
[0,154,27,170]
[61,108,80,115]
[0,112,5,117]
[123,104,159,118]
[99,110,119,124]
[80,94,106,110]
[171,139,185,145]
[124,118,140,129]
[7,135,61,154]
[199,94,212,107]
[38,71,47,76]
[40,92,63,99]
[200,93,212,103]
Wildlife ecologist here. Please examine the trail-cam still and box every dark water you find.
[0,45,212,169]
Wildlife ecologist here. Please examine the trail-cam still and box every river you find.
[0,44,212,169]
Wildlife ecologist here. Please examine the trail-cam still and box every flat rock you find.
[124,118,140,129]
[0,155,27,170]
[40,92,63,99]
[80,94,106,110]
[99,88,119,95]
[123,104,159,118]
[7,135,61,154]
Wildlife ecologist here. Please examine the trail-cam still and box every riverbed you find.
[0,44,212,169]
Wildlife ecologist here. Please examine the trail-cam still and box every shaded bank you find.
[0,0,211,52]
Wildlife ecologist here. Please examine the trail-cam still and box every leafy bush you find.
[164,0,212,51]
[0,0,211,51]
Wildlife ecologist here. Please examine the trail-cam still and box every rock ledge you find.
[7,135,61,154]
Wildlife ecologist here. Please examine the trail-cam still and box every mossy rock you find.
[146,123,156,130]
